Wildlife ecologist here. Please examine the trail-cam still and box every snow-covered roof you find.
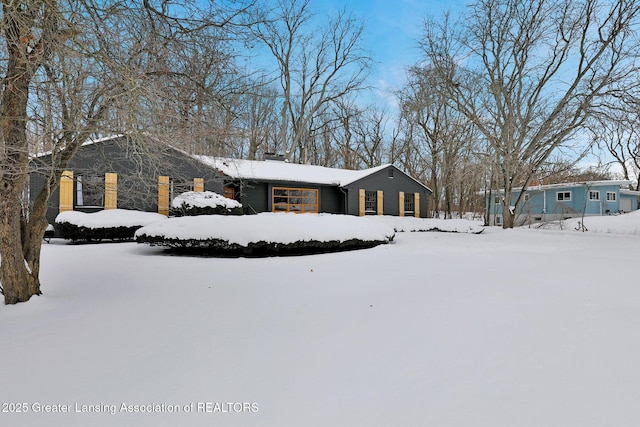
[32,134,125,158]
[523,180,633,191]
[620,188,640,196]
[32,134,431,191]
[195,157,394,187]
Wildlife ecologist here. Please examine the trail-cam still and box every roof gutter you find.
[339,186,349,215]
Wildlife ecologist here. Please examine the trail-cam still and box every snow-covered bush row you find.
[135,213,396,256]
[55,209,167,242]
[170,191,242,216]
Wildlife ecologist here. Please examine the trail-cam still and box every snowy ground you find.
[2,214,640,426]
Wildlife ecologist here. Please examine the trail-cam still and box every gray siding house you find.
[30,135,223,226]
[30,136,432,232]
[197,157,433,217]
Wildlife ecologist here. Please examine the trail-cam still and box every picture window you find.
[272,187,318,213]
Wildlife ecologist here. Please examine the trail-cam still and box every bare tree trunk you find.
[0,78,38,302]
[0,2,43,303]
[0,183,42,304]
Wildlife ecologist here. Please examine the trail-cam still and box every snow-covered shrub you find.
[55,209,167,242]
[170,191,242,216]
[135,213,395,256]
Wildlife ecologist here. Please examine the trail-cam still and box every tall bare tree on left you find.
[0,1,252,304]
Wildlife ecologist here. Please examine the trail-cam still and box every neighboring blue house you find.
[487,180,640,226]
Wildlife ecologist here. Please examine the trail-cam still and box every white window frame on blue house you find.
[606,191,616,201]
[589,190,599,201]
[557,191,571,201]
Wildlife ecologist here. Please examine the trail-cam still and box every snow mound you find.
[55,209,167,241]
[135,213,396,255]
[371,216,485,234]
[540,210,640,235]
[55,209,167,229]
[171,191,241,210]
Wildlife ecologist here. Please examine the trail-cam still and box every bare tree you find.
[535,155,613,184]
[418,1,640,227]
[592,107,640,190]
[239,80,279,160]
[399,65,480,218]
[251,0,370,162]
[0,0,251,304]
[389,117,431,189]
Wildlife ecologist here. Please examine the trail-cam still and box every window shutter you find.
[414,193,420,218]
[399,192,405,216]
[59,170,74,213]
[193,178,204,192]
[358,189,365,216]
[104,173,118,209]
[158,176,170,216]
[377,190,383,215]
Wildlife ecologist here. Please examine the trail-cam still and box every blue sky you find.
[310,0,467,109]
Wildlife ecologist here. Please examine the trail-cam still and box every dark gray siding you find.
[343,165,431,217]
[319,186,345,214]
[238,181,269,214]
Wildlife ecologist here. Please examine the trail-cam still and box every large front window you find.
[272,187,318,213]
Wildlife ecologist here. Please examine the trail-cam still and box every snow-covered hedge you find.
[170,191,242,216]
[55,209,167,242]
[135,213,395,256]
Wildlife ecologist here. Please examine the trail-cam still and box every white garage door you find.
[620,198,632,212]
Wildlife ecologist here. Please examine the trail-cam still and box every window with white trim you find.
[589,190,599,201]
[606,192,616,201]
[556,191,571,201]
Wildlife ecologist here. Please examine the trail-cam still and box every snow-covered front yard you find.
[2,213,640,426]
